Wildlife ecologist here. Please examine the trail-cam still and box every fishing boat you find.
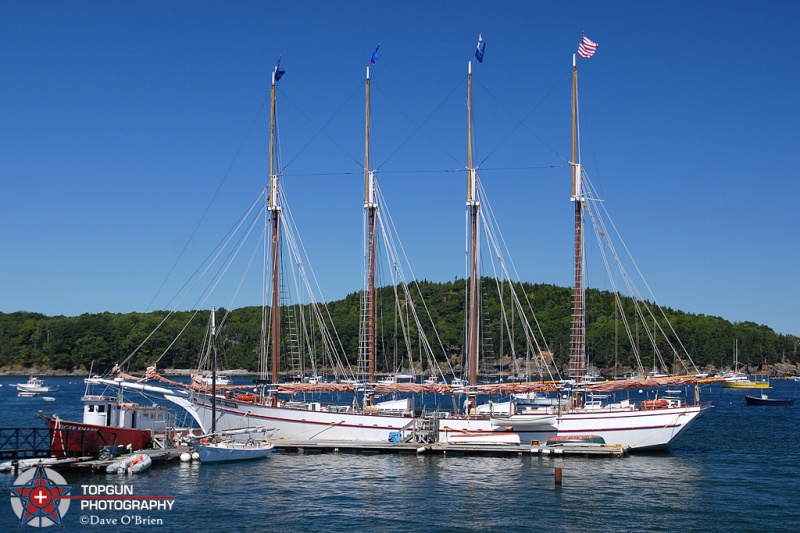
[95,40,710,451]
[16,376,59,393]
[43,378,183,455]
[745,394,793,406]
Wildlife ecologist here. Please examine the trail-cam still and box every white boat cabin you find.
[82,395,171,432]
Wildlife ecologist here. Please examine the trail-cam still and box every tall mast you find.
[210,306,217,434]
[269,62,282,406]
[364,64,377,399]
[569,54,585,382]
[466,60,479,397]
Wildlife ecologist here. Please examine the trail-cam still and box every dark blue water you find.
[2,376,799,531]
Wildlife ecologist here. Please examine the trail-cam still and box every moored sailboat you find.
[99,39,711,451]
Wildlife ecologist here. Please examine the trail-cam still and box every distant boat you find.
[42,396,56,402]
[722,374,771,389]
[16,376,59,393]
[200,371,232,386]
[794,376,800,382]
[745,394,793,407]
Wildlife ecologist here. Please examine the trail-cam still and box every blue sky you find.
[1,1,798,337]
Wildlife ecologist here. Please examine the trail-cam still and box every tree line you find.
[1,280,798,376]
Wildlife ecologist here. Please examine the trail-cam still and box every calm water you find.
[1,376,799,531]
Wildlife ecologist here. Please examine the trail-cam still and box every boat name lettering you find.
[59,423,99,433]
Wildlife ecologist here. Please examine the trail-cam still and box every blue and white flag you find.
[370,44,380,64]
[475,34,486,63]
[273,58,285,81]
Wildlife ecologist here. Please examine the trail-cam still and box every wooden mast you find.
[269,62,282,406]
[569,54,585,383]
[466,60,479,403]
[210,306,217,434]
[364,64,377,402]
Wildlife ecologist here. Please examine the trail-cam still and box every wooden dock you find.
[0,446,194,474]
[67,447,193,471]
[270,439,629,457]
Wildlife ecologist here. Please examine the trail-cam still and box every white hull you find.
[168,393,710,451]
[16,378,59,393]
[172,395,417,442]
[445,403,710,451]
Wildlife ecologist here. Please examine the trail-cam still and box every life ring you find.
[236,393,256,402]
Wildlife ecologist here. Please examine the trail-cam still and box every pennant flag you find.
[577,35,598,59]
[370,44,380,64]
[475,34,485,63]
[273,58,285,81]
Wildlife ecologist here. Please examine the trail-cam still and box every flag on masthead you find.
[273,58,285,81]
[475,34,486,62]
[577,35,598,58]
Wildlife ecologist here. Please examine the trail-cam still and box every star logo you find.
[8,464,72,528]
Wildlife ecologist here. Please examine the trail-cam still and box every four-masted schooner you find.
[96,37,711,451]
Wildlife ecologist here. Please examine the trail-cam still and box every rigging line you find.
[280,191,353,377]
[374,184,451,366]
[474,70,572,169]
[117,193,266,369]
[372,78,465,171]
[158,191,267,314]
[145,91,271,313]
[278,83,364,173]
[281,164,565,179]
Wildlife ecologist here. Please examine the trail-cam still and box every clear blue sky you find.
[2,1,798,337]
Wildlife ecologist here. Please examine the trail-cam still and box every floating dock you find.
[270,439,628,457]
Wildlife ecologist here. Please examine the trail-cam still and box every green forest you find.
[1,280,798,376]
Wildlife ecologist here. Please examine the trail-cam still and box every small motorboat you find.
[745,394,794,406]
[16,376,59,393]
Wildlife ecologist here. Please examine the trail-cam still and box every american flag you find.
[577,35,598,59]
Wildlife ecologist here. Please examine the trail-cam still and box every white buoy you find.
[180,452,191,462]
[191,452,200,461]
